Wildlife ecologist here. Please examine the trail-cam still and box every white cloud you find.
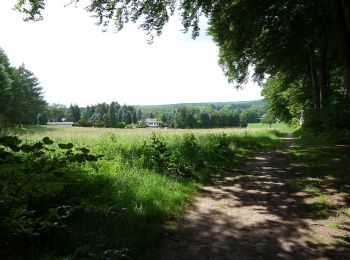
[0,0,262,106]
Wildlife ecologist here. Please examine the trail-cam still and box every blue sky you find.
[0,0,262,106]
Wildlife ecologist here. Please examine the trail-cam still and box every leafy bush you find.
[212,133,232,157]
[116,122,126,128]
[94,120,105,127]
[75,118,93,127]
[142,134,171,172]
[128,133,237,178]
[0,135,100,259]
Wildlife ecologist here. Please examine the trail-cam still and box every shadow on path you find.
[160,134,350,259]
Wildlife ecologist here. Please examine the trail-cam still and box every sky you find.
[0,0,262,106]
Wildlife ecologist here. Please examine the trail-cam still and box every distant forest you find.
[46,100,266,129]
[136,100,266,128]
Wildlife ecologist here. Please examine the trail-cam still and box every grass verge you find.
[288,128,350,254]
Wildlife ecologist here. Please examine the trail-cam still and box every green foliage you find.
[119,130,283,180]
[212,133,231,157]
[105,103,117,127]
[135,100,265,129]
[137,100,264,114]
[75,118,93,127]
[239,113,248,128]
[47,103,67,122]
[93,119,105,128]
[145,134,173,171]
[317,99,350,129]
[80,102,136,128]
[0,48,46,126]
[0,135,100,259]
[261,113,277,128]
[116,122,126,128]
[247,123,293,133]
[135,134,193,178]
[69,104,81,122]
[261,71,350,130]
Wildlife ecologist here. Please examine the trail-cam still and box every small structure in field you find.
[138,118,159,127]
[47,122,73,127]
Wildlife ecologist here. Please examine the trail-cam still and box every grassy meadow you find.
[1,124,288,259]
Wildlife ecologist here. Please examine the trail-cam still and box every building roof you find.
[146,118,158,123]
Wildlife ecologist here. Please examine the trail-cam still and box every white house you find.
[139,118,159,127]
[47,122,74,127]
[145,118,159,127]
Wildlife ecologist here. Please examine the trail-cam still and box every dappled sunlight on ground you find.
[160,134,350,259]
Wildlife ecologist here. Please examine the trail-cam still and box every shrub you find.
[116,122,126,128]
[94,120,105,127]
[75,118,93,127]
[0,136,100,259]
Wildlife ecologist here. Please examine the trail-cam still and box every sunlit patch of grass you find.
[302,192,329,219]
[334,236,349,245]
[303,184,321,193]
[328,223,340,231]
[292,176,323,193]
[338,207,350,214]
[318,193,329,207]
[313,234,348,251]
[312,235,333,245]
[218,203,226,209]
[247,123,293,132]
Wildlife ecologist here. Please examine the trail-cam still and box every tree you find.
[239,113,248,128]
[199,111,210,128]
[0,48,46,126]
[262,113,277,128]
[175,107,188,128]
[82,105,95,121]
[105,103,117,127]
[0,63,12,125]
[47,104,67,122]
[137,109,143,122]
[69,104,81,122]
[262,73,307,125]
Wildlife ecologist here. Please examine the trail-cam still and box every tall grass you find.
[1,126,285,259]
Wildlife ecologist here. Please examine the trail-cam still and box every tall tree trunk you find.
[331,0,350,100]
[341,0,350,42]
[319,45,328,111]
[310,57,320,112]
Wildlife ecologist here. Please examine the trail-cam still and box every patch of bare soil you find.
[159,134,350,259]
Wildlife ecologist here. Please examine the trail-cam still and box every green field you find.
[247,122,294,132]
[1,125,288,259]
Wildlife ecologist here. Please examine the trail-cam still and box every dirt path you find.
[159,134,348,259]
